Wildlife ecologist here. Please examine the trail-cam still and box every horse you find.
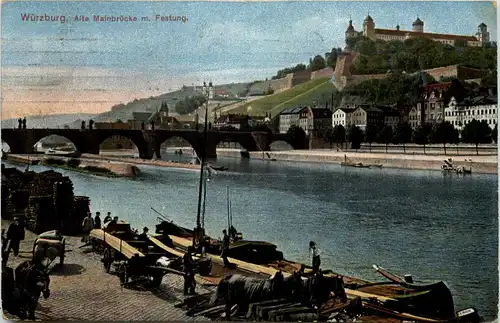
[209,271,290,319]
[14,260,51,320]
[290,271,347,306]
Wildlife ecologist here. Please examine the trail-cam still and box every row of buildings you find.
[279,83,498,135]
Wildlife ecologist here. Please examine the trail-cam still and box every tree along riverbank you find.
[216,148,498,174]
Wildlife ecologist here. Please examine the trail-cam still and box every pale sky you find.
[1,1,497,120]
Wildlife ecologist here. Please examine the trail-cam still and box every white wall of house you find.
[332,109,350,127]
[445,97,498,131]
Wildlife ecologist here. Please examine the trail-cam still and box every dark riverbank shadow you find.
[50,263,85,276]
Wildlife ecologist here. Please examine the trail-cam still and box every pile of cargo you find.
[1,164,90,234]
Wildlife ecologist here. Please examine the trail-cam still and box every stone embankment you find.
[217,149,498,174]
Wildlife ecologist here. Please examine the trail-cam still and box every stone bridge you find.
[1,129,308,159]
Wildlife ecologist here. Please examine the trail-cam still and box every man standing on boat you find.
[221,229,231,267]
[309,241,321,274]
[183,246,196,295]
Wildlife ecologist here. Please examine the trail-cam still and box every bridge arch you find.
[157,134,202,159]
[96,130,149,158]
[2,140,12,153]
[99,135,140,157]
[34,135,77,152]
[215,134,257,152]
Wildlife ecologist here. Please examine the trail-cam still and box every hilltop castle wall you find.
[311,67,334,80]
[332,51,487,90]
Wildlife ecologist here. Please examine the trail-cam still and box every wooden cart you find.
[32,231,66,266]
[90,228,191,288]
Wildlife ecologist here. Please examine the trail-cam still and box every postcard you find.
[1,1,497,322]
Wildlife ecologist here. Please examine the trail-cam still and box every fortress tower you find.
[362,15,376,40]
[412,17,424,33]
[476,23,490,45]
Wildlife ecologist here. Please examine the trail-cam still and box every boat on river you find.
[154,105,480,322]
[340,155,372,168]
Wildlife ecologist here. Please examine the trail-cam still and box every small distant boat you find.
[341,155,371,168]
[210,165,228,171]
[45,149,81,158]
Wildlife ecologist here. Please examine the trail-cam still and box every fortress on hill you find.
[345,15,490,47]
[264,15,489,93]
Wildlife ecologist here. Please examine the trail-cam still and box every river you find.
[3,155,498,320]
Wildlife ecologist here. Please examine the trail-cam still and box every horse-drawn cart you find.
[32,230,66,266]
[90,228,197,287]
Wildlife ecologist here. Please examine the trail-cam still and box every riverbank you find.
[217,149,498,174]
[81,153,202,171]
[5,154,140,178]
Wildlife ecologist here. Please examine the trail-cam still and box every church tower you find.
[412,17,424,33]
[476,23,490,45]
[362,15,375,40]
[345,19,356,39]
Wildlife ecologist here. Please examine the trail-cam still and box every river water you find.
[4,155,498,320]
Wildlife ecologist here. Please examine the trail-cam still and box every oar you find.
[151,207,172,223]
[152,207,192,235]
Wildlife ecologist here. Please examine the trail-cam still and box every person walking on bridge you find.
[309,241,321,274]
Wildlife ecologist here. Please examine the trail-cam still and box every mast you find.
[195,98,209,230]
[226,186,230,233]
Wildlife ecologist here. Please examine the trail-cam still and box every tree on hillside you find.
[428,121,459,155]
[325,48,342,68]
[347,125,364,150]
[393,122,413,153]
[378,125,394,153]
[287,125,307,149]
[412,124,432,154]
[322,128,335,148]
[332,125,346,149]
[273,64,307,80]
[364,125,379,152]
[309,55,326,72]
[461,120,492,155]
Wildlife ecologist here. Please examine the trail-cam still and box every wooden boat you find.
[341,155,371,168]
[209,165,228,171]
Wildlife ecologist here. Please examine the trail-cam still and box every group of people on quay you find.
[81,211,117,241]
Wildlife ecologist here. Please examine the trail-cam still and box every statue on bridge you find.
[151,121,155,130]
[17,119,22,129]
[22,118,26,130]
[89,120,94,130]
[81,121,86,130]
[141,122,145,130]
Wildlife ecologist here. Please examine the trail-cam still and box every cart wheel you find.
[150,274,163,288]
[59,241,65,266]
[119,263,128,284]
[103,249,112,273]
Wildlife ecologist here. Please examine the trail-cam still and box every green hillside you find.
[349,36,497,75]
[93,83,250,122]
[231,77,333,116]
